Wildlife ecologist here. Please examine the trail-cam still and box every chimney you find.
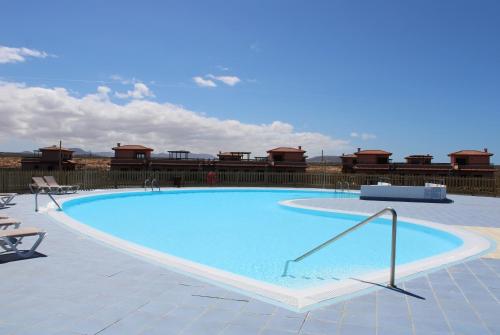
[117,143,121,147]
[484,148,488,153]
[357,147,361,153]
[298,146,302,150]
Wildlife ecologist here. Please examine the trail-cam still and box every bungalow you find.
[341,149,392,174]
[341,148,495,177]
[215,151,268,172]
[151,151,210,172]
[109,143,308,173]
[267,146,308,172]
[110,143,153,171]
[448,149,495,177]
[21,145,79,170]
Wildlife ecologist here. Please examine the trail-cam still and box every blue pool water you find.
[63,189,463,289]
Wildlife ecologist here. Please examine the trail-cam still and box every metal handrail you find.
[282,207,398,287]
[335,181,350,193]
[35,190,61,212]
[151,178,160,191]
[144,178,160,191]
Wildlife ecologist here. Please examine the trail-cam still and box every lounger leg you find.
[19,233,46,258]
[1,223,20,230]
[0,233,45,258]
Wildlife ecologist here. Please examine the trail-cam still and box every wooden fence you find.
[0,169,499,196]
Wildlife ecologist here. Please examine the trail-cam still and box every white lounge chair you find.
[30,177,62,194]
[43,176,79,194]
[0,218,21,230]
[0,227,46,258]
[0,193,16,208]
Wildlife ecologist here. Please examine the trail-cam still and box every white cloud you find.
[207,74,241,86]
[97,85,111,95]
[350,132,377,140]
[195,74,241,87]
[0,81,350,155]
[193,76,217,88]
[115,82,154,99]
[110,74,137,85]
[0,45,50,64]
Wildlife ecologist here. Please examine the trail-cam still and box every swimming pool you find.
[52,188,491,310]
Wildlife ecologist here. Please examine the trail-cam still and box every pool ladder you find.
[34,190,61,212]
[144,178,160,192]
[336,181,351,193]
[282,207,398,288]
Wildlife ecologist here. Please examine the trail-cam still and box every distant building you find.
[341,148,495,177]
[21,145,79,170]
[267,146,308,172]
[215,152,268,172]
[341,149,392,174]
[109,143,308,173]
[405,155,433,165]
[448,149,495,177]
[110,144,153,171]
[151,151,210,172]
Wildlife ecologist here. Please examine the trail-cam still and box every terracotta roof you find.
[112,145,153,151]
[355,150,392,155]
[267,147,305,153]
[39,145,74,152]
[448,150,493,156]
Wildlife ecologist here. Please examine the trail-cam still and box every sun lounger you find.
[43,176,79,194]
[30,177,62,194]
[0,218,21,229]
[0,193,16,207]
[0,227,46,258]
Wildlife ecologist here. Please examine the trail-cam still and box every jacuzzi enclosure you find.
[47,188,491,311]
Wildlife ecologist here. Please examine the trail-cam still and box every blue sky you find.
[0,0,499,162]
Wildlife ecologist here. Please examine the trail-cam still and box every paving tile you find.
[196,308,239,324]
[180,320,227,335]
[215,324,250,335]
[137,300,177,316]
[412,318,452,335]
[338,323,375,335]
[140,316,188,335]
[308,308,343,323]
[449,320,492,335]
[300,318,337,335]
[377,314,412,331]
[261,329,297,335]
[376,326,413,335]
[266,315,305,332]
[229,312,270,330]
[66,317,113,334]
[240,299,276,315]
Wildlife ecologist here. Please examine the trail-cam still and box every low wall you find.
[360,185,448,202]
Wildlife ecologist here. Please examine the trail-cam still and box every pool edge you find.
[44,187,493,311]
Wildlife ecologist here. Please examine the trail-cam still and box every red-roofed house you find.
[110,143,154,171]
[448,149,495,177]
[267,146,308,172]
[341,148,392,174]
[341,148,495,177]
[21,145,80,170]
